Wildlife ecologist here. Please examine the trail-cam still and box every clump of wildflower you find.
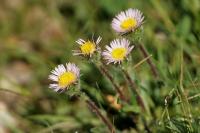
[73,36,102,57]
[102,38,134,64]
[48,63,80,92]
[111,8,144,35]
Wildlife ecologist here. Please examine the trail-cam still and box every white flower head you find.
[48,63,80,93]
[102,38,134,64]
[73,36,102,57]
[111,8,144,35]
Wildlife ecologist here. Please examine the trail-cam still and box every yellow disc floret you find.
[120,18,137,30]
[58,72,76,88]
[111,48,127,60]
[80,41,96,55]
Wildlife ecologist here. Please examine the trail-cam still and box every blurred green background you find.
[0,0,200,132]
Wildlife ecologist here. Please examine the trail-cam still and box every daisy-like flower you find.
[111,8,144,35]
[48,63,80,92]
[73,36,102,57]
[102,38,134,64]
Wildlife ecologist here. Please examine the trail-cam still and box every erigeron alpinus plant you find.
[48,8,158,133]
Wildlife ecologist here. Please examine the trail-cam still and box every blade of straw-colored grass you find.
[175,93,200,105]
[178,49,193,131]
[133,54,152,69]
[187,93,200,100]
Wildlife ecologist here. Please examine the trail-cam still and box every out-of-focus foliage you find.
[0,0,200,132]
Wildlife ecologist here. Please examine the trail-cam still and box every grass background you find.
[0,0,200,132]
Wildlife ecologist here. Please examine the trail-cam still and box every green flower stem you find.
[121,68,146,112]
[98,64,129,103]
[86,99,115,133]
[138,44,158,78]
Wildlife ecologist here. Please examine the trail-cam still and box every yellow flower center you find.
[80,41,96,55]
[120,18,137,30]
[58,72,76,87]
[111,48,127,60]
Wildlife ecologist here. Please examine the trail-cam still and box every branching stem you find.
[138,44,158,78]
[121,69,146,111]
[98,64,129,102]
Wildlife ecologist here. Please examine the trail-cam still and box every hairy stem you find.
[138,44,158,78]
[86,99,115,133]
[121,69,146,111]
[98,64,129,102]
